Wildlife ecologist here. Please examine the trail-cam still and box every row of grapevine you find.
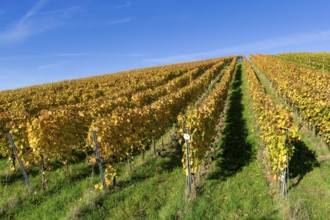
[243,58,300,179]
[89,60,231,188]
[0,107,91,169]
[0,58,226,162]
[177,58,237,176]
[0,58,223,116]
[130,62,215,107]
[0,58,224,163]
[275,52,330,72]
[0,57,235,190]
[251,54,330,144]
[83,60,220,119]
[0,59,227,158]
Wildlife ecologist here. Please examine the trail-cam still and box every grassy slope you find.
[4,61,323,219]
[0,161,99,219]
[78,132,188,220]
[0,129,188,220]
[251,62,330,219]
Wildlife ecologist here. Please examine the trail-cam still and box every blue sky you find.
[0,0,330,91]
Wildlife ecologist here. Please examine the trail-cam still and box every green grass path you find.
[180,63,283,220]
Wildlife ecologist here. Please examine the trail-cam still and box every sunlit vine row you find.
[251,54,330,144]
[89,59,231,188]
[6,60,222,169]
[0,58,222,116]
[177,57,237,175]
[244,57,299,177]
[275,52,330,72]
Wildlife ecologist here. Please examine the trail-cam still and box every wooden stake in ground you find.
[161,138,165,151]
[66,163,71,177]
[40,154,46,190]
[92,131,107,193]
[7,133,32,193]
[184,128,192,194]
[128,158,132,174]
[141,149,145,161]
[152,138,156,157]
[10,149,16,171]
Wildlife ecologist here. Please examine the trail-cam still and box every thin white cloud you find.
[0,1,80,44]
[107,17,132,26]
[145,29,330,64]
[55,53,91,57]
[109,53,146,57]
[38,5,81,17]
[0,68,35,91]
[19,0,48,24]
[35,61,67,70]
[116,2,131,9]
[0,54,49,60]
[0,0,48,44]
[126,53,145,57]
[0,52,145,61]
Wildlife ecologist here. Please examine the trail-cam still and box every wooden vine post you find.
[152,138,156,157]
[92,131,107,193]
[280,154,289,196]
[7,133,32,193]
[184,128,192,194]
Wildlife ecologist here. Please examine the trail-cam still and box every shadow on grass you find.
[76,138,184,215]
[208,63,254,181]
[158,139,183,172]
[289,140,319,189]
[0,168,39,186]
[116,138,182,189]
[0,163,96,218]
[0,150,88,186]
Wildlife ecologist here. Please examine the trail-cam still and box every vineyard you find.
[274,52,330,72]
[0,53,330,219]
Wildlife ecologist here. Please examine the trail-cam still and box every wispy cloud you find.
[53,52,143,58]
[55,53,91,57]
[107,17,132,26]
[0,0,80,45]
[116,2,131,9]
[0,68,36,91]
[80,17,132,28]
[108,52,146,58]
[0,51,145,61]
[0,0,48,44]
[35,61,67,70]
[20,0,48,24]
[38,5,81,17]
[0,54,49,60]
[145,29,330,64]
[125,53,145,57]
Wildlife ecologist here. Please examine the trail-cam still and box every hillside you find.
[1,54,330,219]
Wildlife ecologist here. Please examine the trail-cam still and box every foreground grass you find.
[0,160,100,219]
[0,127,190,220]
[77,134,187,219]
